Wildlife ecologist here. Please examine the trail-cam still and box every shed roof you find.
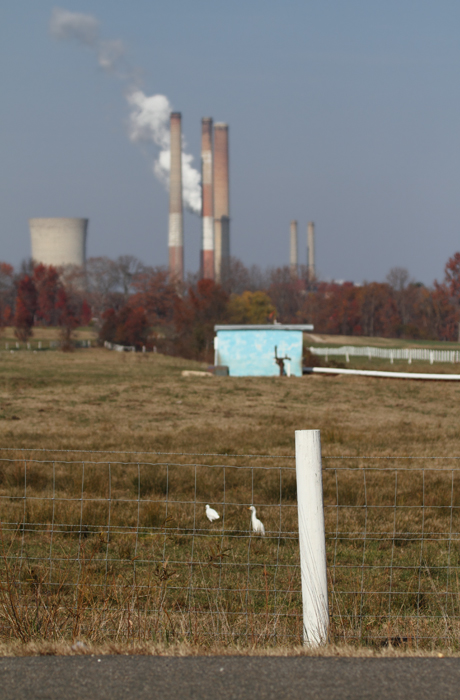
[214,324,313,331]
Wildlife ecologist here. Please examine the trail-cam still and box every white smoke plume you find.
[50,8,99,47]
[49,8,201,213]
[50,8,125,71]
[127,91,202,214]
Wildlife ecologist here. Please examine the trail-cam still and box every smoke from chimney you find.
[49,8,201,214]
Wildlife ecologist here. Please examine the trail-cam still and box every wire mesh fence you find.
[0,449,301,646]
[324,457,460,647]
[1,447,460,648]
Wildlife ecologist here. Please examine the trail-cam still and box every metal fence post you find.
[295,429,329,646]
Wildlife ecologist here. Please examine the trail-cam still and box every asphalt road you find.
[0,656,458,700]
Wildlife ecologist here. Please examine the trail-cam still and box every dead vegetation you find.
[0,347,459,456]
[0,348,459,654]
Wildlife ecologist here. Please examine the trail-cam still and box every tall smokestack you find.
[201,117,214,279]
[213,123,229,284]
[307,221,315,280]
[169,112,183,282]
[290,220,298,278]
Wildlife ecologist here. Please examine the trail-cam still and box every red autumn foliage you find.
[173,279,229,361]
[444,252,460,299]
[115,306,149,349]
[33,264,60,325]
[0,262,14,328]
[14,276,37,341]
[441,252,460,341]
[99,305,149,350]
[100,309,117,344]
[80,299,92,326]
[5,251,460,354]
[131,267,177,326]
[56,287,80,350]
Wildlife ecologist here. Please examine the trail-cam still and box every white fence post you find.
[295,429,329,646]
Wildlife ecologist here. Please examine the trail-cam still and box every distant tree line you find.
[1,252,460,359]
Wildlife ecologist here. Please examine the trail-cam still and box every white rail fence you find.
[2,340,92,351]
[1,440,460,648]
[310,345,460,365]
[103,340,136,352]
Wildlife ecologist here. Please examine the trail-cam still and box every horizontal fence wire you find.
[0,449,300,647]
[1,448,460,648]
[323,457,460,647]
[310,345,460,364]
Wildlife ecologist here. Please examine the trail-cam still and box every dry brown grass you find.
[0,347,460,654]
[0,346,459,456]
[0,640,455,657]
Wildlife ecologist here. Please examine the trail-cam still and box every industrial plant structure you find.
[307,221,315,280]
[290,220,298,278]
[201,117,214,280]
[168,112,184,283]
[168,115,230,284]
[29,217,87,268]
[213,123,230,283]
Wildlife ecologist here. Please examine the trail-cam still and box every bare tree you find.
[386,267,410,292]
[114,255,143,299]
[223,257,270,295]
[386,267,412,329]
[86,257,121,319]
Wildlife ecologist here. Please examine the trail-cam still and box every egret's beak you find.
[247,507,251,511]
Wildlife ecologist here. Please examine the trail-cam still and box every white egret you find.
[206,504,220,523]
[248,506,265,536]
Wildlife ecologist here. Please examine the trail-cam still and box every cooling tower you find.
[290,220,298,278]
[213,123,229,284]
[307,221,315,280]
[29,218,87,268]
[169,112,184,283]
[201,117,214,280]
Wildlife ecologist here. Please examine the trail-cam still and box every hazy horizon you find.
[1,1,460,286]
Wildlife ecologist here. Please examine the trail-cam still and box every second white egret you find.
[248,506,265,536]
[206,504,220,523]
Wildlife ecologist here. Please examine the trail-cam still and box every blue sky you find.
[1,1,460,283]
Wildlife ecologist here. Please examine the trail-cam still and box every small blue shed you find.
[214,325,313,377]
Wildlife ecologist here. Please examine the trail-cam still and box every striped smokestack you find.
[307,221,315,280]
[213,123,229,284]
[168,112,183,283]
[201,117,214,279]
[290,220,298,278]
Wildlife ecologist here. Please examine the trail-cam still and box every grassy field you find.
[1,346,460,652]
[0,345,459,454]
